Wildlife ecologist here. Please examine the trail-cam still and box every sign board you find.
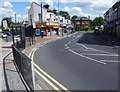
[35,29,40,36]
[3,20,8,28]
[33,23,36,28]
[32,19,36,28]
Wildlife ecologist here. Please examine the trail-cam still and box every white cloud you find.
[62,6,70,12]
[59,0,68,3]
[15,14,28,22]
[29,0,40,4]
[0,1,28,23]
[25,6,30,12]
[45,0,54,7]
[0,8,15,18]
[90,0,116,13]
[3,1,13,9]
[59,0,116,13]
[70,7,83,15]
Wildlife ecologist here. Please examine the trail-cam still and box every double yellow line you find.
[29,48,70,91]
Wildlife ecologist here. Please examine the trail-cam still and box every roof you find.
[47,9,54,13]
[75,17,91,21]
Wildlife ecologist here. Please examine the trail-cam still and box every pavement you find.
[98,34,120,48]
[0,38,27,92]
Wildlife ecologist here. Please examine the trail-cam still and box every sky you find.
[0,0,118,23]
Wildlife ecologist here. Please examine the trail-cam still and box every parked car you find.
[2,33,7,38]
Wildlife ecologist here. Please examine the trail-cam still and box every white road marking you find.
[80,53,119,56]
[65,44,70,49]
[71,49,96,51]
[34,69,60,91]
[76,43,117,55]
[76,43,89,49]
[100,60,120,62]
[68,48,106,64]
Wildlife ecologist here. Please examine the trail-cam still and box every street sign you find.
[33,22,36,28]
[35,29,40,36]
[3,20,8,28]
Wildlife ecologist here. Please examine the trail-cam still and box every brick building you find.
[73,17,91,28]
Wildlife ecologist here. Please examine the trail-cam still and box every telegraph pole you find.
[58,0,60,12]
[41,3,43,24]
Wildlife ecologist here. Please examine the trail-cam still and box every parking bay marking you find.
[64,34,106,65]
[80,53,119,57]
[100,60,120,63]
[68,48,106,65]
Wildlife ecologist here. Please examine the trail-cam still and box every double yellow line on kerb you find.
[30,48,70,92]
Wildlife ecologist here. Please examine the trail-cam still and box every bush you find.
[75,25,94,31]
[75,26,82,31]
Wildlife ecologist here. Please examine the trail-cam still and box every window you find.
[77,22,80,24]
[38,13,41,21]
[82,21,84,24]
[86,21,88,24]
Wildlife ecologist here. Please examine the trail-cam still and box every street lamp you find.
[15,13,16,23]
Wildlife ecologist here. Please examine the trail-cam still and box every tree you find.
[71,15,78,22]
[59,11,70,19]
[92,17,104,28]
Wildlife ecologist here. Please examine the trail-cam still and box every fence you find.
[14,39,25,50]
[11,25,35,91]
[12,40,35,91]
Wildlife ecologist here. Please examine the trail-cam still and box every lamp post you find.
[15,14,16,23]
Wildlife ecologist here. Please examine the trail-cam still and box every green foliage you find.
[71,15,78,22]
[92,17,104,28]
[1,17,14,30]
[59,11,70,19]
[75,26,83,31]
[75,25,93,31]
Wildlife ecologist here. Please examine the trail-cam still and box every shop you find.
[36,23,47,36]
[35,22,59,36]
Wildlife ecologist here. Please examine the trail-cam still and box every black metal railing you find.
[11,25,36,91]
[12,42,35,91]
[14,39,25,50]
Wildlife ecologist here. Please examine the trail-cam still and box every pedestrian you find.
[41,29,44,38]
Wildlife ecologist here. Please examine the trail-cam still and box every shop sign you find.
[35,29,40,36]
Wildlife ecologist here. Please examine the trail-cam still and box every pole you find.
[41,3,43,24]
[12,27,15,44]
[15,14,16,23]
[58,0,59,12]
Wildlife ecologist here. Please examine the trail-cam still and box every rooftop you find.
[75,17,91,21]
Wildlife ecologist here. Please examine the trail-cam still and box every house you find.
[104,0,120,38]
[73,17,91,28]
[28,2,60,36]
[28,2,72,36]
[28,2,47,25]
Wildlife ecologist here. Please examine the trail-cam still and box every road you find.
[33,32,119,90]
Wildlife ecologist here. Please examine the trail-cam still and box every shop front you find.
[36,23,47,36]
[35,22,59,36]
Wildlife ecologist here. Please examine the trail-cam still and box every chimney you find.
[43,4,49,10]
[88,16,90,19]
